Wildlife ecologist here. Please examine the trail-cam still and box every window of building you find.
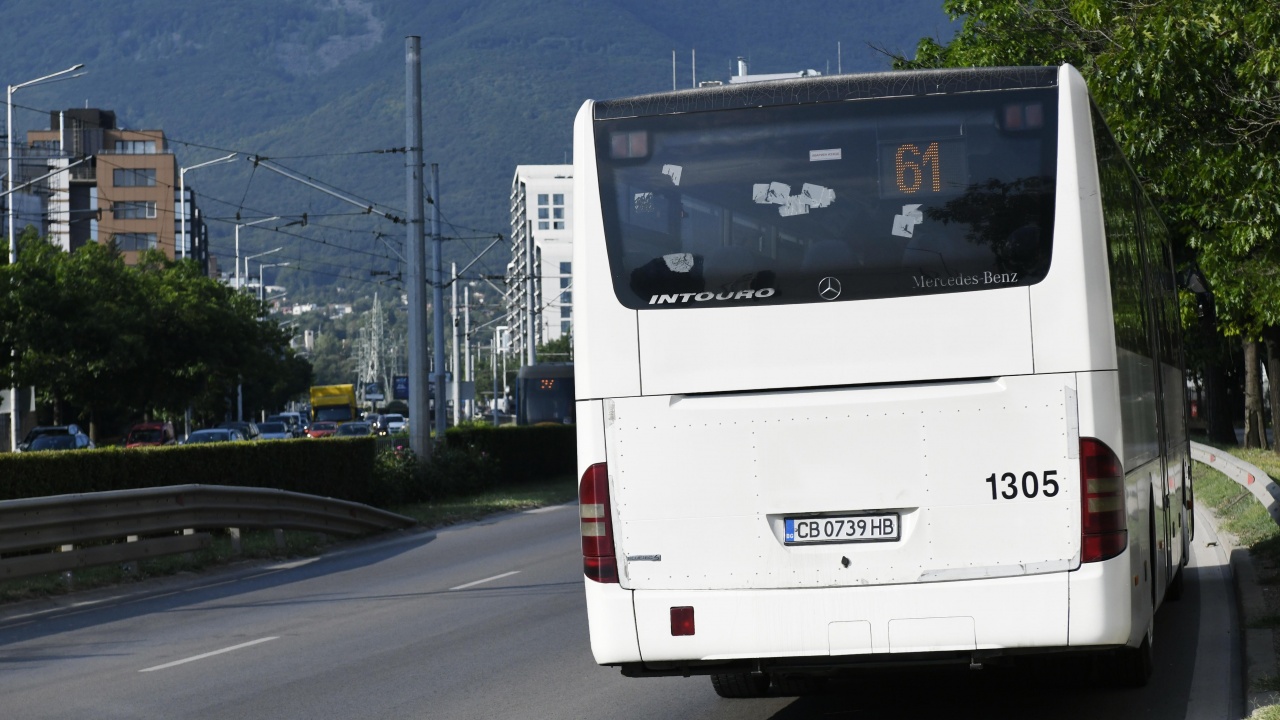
[114,233,158,251]
[114,140,157,154]
[538,221,550,230]
[553,207,564,220]
[561,306,572,318]
[113,201,157,220]
[553,194,565,205]
[561,291,572,304]
[561,320,572,335]
[113,168,156,187]
[538,208,549,220]
[553,221,565,230]
[560,261,572,274]
[538,194,549,205]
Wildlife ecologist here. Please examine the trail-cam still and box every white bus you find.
[573,64,1191,695]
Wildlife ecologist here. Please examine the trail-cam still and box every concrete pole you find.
[464,288,471,420]
[431,164,445,443]
[451,262,459,427]
[526,220,538,366]
[404,36,430,458]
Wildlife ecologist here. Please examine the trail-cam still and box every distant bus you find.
[573,64,1190,695]
[516,363,575,425]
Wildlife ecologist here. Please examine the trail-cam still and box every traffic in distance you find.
[17,384,381,449]
[573,63,1190,695]
[13,369,578,453]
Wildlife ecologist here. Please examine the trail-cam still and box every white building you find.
[506,165,573,361]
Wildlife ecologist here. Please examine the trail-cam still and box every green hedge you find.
[444,424,576,485]
[0,438,379,504]
[0,426,577,507]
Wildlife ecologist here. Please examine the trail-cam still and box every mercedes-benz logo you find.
[818,276,842,301]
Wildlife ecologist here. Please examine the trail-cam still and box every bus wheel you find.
[710,672,770,698]
[1110,624,1154,688]
[1166,563,1186,602]
[1166,505,1191,602]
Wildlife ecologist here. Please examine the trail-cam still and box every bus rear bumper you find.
[590,553,1135,670]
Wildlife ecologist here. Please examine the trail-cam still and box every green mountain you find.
[3,0,956,298]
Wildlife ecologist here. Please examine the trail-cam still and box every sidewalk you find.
[1192,442,1280,715]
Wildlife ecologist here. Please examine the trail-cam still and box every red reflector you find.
[1080,438,1127,563]
[671,606,695,636]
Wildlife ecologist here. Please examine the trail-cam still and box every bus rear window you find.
[594,88,1057,308]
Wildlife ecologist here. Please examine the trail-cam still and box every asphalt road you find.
[0,504,1242,719]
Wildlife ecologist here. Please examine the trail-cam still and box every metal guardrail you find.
[1190,440,1280,524]
[0,485,417,581]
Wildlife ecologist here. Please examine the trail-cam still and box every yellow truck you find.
[309,384,357,425]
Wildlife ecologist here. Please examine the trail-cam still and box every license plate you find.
[784,514,900,544]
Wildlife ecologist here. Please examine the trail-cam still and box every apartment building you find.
[20,109,213,270]
[505,165,573,361]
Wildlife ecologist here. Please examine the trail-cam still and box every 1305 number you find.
[984,470,1059,500]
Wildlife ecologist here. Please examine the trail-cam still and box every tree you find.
[0,234,310,438]
[897,0,1280,446]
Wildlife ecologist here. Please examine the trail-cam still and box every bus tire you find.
[710,672,770,698]
[1110,627,1154,688]
[1166,562,1186,602]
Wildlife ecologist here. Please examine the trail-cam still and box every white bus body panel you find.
[1029,65,1119,375]
[636,288,1033,396]
[573,101,640,401]
[605,373,1080,593]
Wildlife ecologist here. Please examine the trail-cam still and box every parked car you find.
[306,421,338,438]
[17,425,71,452]
[23,425,94,452]
[182,428,244,444]
[217,420,261,441]
[334,421,373,437]
[258,421,291,440]
[124,421,177,448]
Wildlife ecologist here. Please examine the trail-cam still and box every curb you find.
[1191,441,1280,713]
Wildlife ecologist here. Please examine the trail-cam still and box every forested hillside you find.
[2,0,955,297]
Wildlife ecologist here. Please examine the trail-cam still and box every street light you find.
[256,261,290,302]
[178,153,236,260]
[242,246,282,295]
[234,216,278,290]
[8,63,85,452]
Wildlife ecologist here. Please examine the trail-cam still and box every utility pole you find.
[431,164,445,442]
[451,262,459,427]
[464,286,472,421]
[526,220,538,365]
[404,36,430,458]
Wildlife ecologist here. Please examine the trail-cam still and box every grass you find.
[392,476,577,527]
[1193,460,1280,554]
[0,476,578,606]
[1193,440,1280,714]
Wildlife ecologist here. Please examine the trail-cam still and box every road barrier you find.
[1190,441,1280,523]
[0,485,417,581]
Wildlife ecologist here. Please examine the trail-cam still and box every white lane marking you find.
[139,637,279,673]
[449,571,520,591]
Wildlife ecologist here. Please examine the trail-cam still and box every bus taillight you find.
[580,463,618,583]
[1080,438,1127,563]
